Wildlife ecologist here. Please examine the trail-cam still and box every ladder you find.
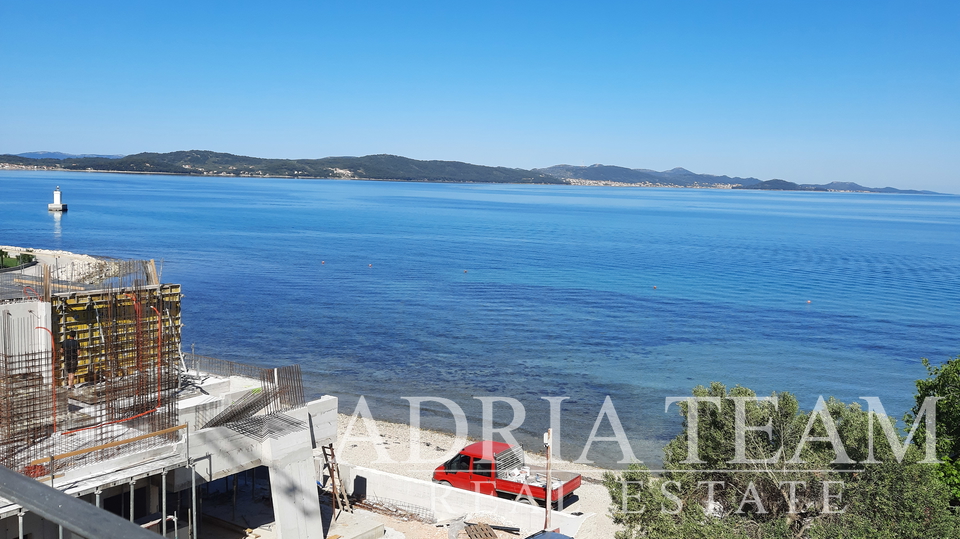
[322,444,352,514]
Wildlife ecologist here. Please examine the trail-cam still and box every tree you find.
[910,354,960,503]
[604,382,960,539]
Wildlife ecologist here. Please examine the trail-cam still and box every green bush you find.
[911,354,960,503]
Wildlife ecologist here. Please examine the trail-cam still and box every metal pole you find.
[190,465,197,539]
[18,510,24,539]
[95,488,102,508]
[544,428,552,532]
[188,422,197,539]
[129,479,136,522]
[162,470,168,537]
[232,473,238,522]
[35,326,57,433]
[173,512,179,539]
[59,524,63,539]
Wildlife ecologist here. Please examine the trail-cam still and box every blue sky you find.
[1,1,957,192]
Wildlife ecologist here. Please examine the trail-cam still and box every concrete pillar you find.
[264,429,324,539]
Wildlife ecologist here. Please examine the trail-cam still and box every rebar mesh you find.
[185,354,305,416]
[355,496,437,524]
[0,257,181,477]
[183,353,263,380]
[224,414,307,442]
[195,359,307,437]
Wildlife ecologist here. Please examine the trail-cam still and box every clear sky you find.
[1,1,957,192]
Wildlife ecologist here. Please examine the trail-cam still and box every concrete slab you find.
[325,510,384,539]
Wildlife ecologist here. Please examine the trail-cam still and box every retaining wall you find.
[340,464,593,537]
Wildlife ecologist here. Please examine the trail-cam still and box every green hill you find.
[733,179,826,191]
[0,150,562,184]
[536,164,762,187]
[1,151,942,192]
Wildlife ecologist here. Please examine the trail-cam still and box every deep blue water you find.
[2,170,959,466]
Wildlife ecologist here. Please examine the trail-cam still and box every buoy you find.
[368,264,373,267]
[807,300,812,304]
[653,286,657,289]
[464,270,468,273]
[321,261,325,265]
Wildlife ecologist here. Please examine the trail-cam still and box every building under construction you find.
[1,254,180,476]
[0,249,343,539]
[0,247,586,539]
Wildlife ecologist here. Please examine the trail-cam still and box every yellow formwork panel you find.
[51,284,182,386]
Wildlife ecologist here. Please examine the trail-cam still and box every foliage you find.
[0,249,35,268]
[604,382,960,539]
[910,354,960,503]
[936,457,960,505]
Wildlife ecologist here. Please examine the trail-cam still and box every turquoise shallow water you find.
[2,170,959,466]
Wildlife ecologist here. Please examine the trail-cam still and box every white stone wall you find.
[341,464,592,537]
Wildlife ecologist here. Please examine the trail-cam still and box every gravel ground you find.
[334,413,619,538]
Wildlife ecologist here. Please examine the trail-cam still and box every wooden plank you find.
[146,259,159,286]
[29,424,187,466]
[42,264,51,301]
[13,277,87,291]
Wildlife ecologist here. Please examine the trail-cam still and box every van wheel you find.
[517,496,536,505]
[436,480,451,487]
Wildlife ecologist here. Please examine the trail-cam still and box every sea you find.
[2,170,958,467]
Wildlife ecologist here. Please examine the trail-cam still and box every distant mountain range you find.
[0,150,940,193]
[2,150,560,184]
[535,164,763,187]
[734,179,938,194]
[16,151,125,160]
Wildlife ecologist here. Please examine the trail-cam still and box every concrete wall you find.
[341,465,592,537]
[0,300,53,380]
[306,395,338,449]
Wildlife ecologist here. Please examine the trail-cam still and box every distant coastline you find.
[0,162,734,188]
[0,163,563,184]
[0,150,941,194]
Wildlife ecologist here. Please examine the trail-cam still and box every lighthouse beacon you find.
[48,186,67,212]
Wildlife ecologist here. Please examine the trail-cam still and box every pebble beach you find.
[335,413,618,538]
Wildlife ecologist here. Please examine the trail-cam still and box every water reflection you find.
[51,210,62,238]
